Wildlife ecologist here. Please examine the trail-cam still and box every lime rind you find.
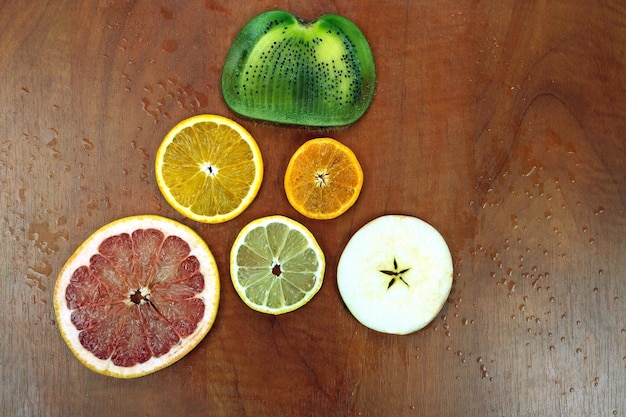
[222,10,376,127]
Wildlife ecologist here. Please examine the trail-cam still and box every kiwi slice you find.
[221,10,376,127]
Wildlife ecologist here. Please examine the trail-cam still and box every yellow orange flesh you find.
[155,114,263,223]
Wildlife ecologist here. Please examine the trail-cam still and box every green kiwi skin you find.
[221,10,376,127]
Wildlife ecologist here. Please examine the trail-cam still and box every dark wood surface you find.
[2,1,625,416]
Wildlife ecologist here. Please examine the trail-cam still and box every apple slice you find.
[337,215,453,335]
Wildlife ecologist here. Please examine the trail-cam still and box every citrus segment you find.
[337,215,453,335]
[284,138,363,220]
[54,215,220,378]
[230,215,325,314]
[155,114,263,223]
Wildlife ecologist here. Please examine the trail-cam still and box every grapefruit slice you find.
[337,215,453,335]
[53,215,220,378]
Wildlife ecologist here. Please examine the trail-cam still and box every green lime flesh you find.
[235,221,322,310]
[221,10,376,127]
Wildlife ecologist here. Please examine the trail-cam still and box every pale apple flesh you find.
[337,215,453,335]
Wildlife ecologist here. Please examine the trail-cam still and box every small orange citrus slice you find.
[155,114,263,223]
[284,138,363,220]
[53,215,220,378]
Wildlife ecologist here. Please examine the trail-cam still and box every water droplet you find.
[161,39,178,53]
[160,6,173,19]
[141,97,160,121]
[594,206,605,215]
[480,364,489,379]
[81,138,94,151]
[28,221,68,254]
[26,259,52,291]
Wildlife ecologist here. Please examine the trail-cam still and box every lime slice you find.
[230,215,325,314]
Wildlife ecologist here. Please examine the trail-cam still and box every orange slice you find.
[53,215,220,378]
[284,138,363,220]
[155,114,263,223]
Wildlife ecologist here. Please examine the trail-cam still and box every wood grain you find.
[1,1,624,416]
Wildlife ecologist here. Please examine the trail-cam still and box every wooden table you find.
[2,1,625,416]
